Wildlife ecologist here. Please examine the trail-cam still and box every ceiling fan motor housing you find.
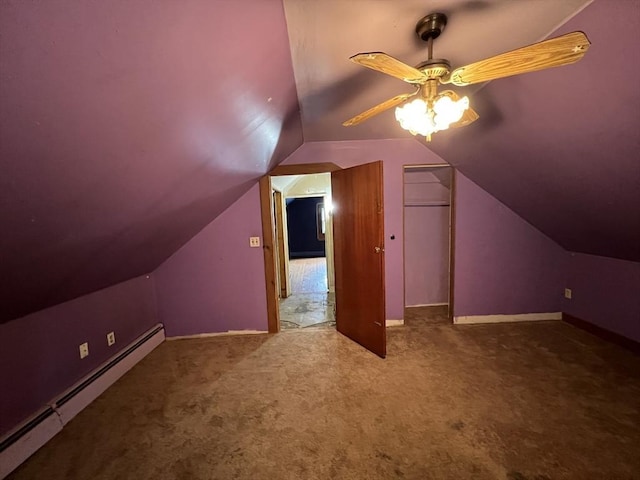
[416,13,447,41]
[416,59,451,80]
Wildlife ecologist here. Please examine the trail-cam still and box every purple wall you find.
[157,139,638,336]
[404,206,450,306]
[563,253,640,342]
[0,275,157,437]
[404,169,451,306]
[453,172,567,316]
[284,139,448,321]
[154,185,268,336]
[152,138,446,331]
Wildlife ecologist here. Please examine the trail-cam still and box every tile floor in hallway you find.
[279,292,336,330]
[279,257,335,330]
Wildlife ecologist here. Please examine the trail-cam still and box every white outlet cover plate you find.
[107,332,115,346]
[564,288,572,299]
[249,237,260,247]
[79,342,89,359]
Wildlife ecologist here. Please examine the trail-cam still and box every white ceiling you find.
[271,173,331,197]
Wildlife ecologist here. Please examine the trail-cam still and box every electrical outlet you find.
[107,331,116,346]
[564,288,572,299]
[79,342,89,359]
[249,236,260,247]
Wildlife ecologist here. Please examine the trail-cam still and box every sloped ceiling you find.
[0,0,302,322]
[428,0,640,262]
[1,0,638,323]
[284,0,639,261]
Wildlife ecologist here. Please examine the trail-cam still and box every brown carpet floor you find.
[404,305,450,325]
[8,319,640,479]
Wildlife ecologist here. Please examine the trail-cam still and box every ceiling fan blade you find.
[444,31,591,86]
[343,91,417,127]
[350,52,427,84]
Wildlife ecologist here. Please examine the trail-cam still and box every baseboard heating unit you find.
[0,323,165,479]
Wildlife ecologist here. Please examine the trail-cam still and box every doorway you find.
[260,161,387,358]
[271,174,335,330]
[403,165,453,325]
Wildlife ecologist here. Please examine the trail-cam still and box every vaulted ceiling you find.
[0,0,302,322]
[1,0,638,323]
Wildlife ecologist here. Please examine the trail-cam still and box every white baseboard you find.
[386,319,405,327]
[453,312,562,325]
[0,324,165,480]
[166,329,268,340]
[0,410,62,479]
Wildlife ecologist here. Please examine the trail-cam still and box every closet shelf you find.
[404,201,450,207]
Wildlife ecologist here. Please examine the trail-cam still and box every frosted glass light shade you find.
[395,94,469,138]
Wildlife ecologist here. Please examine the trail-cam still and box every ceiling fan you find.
[343,12,591,141]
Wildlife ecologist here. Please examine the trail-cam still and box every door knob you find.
[374,246,384,253]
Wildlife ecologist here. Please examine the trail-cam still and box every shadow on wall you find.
[1,178,257,324]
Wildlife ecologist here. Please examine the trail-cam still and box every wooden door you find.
[331,161,386,358]
[272,190,289,298]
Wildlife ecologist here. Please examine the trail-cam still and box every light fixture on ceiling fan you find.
[343,12,591,141]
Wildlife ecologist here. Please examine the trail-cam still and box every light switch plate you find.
[249,236,260,247]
